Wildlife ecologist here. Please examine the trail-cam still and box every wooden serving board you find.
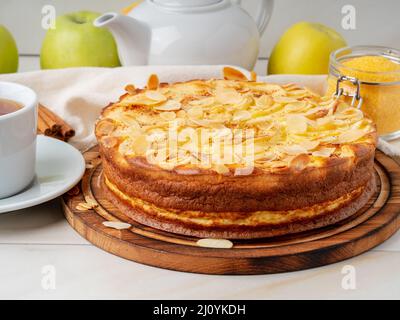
[62,147,400,275]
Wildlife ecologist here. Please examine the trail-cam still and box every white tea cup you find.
[0,82,38,199]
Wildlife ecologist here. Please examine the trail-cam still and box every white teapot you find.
[94,0,274,70]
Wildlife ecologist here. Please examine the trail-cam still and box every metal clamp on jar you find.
[333,75,363,109]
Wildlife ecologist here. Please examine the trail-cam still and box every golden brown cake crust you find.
[101,172,376,239]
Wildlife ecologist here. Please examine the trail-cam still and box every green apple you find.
[0,25,18,74]
[268,22,347,75]
[41,11,121,69]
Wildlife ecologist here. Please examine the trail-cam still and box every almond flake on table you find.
[76,202,98,211]
[102,221,132,230]
[196,238,234,249]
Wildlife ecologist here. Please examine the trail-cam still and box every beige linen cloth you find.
[0,65,399,156]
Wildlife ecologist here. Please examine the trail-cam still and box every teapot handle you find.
[232,0,274,35]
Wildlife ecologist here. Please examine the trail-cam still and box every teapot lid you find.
[153,0,223,7]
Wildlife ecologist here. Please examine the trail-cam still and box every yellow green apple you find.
[0,25,18,74]
[268,22,347,75]
[41,11,121,69]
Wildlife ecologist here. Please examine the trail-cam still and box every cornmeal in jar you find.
[327,55,400,135]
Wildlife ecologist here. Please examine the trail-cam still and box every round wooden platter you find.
[62,147,400,275]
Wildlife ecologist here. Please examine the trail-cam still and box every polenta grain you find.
[327,55,400,135]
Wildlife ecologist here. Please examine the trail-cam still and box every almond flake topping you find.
[145,90,167,102]
[312,147,336,157]
[154,100,182,111]
[234,165,254,176]
[337,129,367,143]
[214,163,230,174]
[233,110,251,121]
[98,70,376,173]
[187,106,204,119]
[160,112,177,121]
[147,74,159,90]
[286,115,308,134]
[101,136,118,148]
[125,84,136,94]
[96,119,116,136]
[340,145,356,158]
[223,66,248,81]
[282,144,308,155]
[289,154,310,171]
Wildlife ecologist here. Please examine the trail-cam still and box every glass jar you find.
[326,45,400,140]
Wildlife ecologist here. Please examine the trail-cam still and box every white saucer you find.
[0,135,85,213]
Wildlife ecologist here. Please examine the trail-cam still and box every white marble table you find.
[0,56,399,300]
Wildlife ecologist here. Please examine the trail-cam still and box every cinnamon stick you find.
[37,111,52,135]
[38,105,62,134]
[37,104,75,142]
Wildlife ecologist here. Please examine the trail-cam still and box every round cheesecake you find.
[95,69,377,239]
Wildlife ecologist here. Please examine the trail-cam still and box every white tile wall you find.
[1,0,400,56]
